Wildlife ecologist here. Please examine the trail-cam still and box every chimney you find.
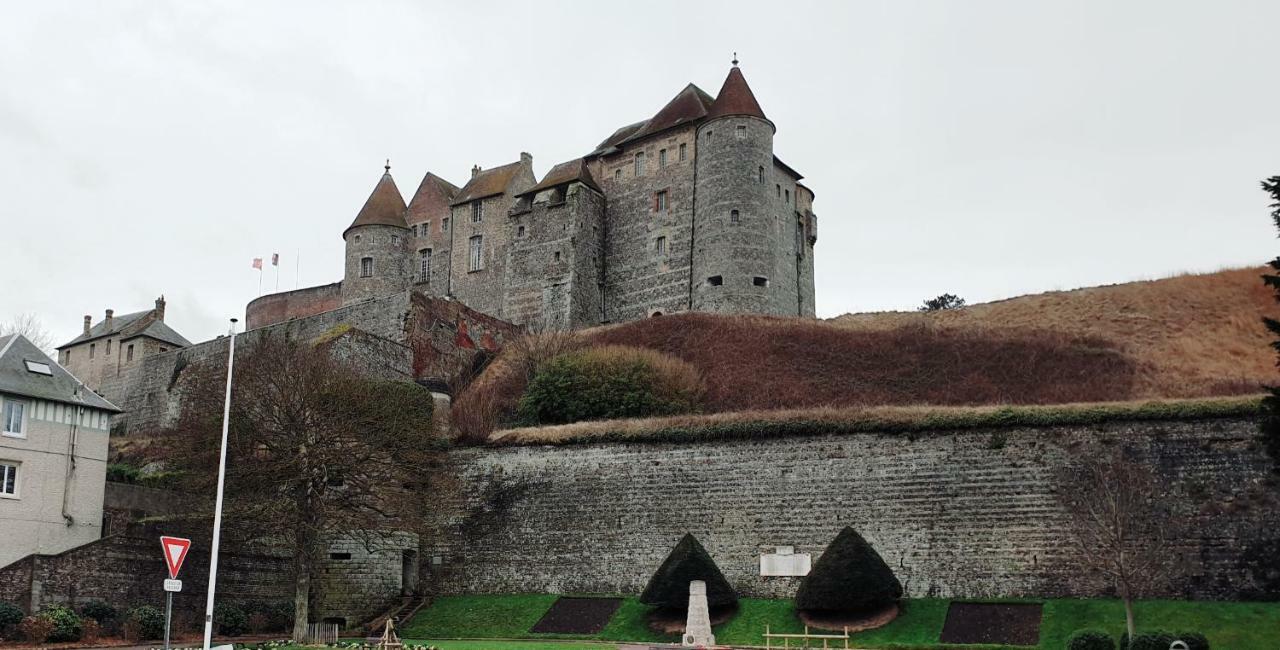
[520,151,533,167]
[155,295,166,321]
[471,165,482,178]
[83,315,92,335]
[105,309,114,330]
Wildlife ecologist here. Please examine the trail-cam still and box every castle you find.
[247,62,818,331]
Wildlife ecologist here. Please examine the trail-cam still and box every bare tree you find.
[0,313,53,352]
[1055,450,1171,644]
[164,333,447,640]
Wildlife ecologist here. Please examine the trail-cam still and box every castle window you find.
[659,149,667,168]
[634,151,645,176]
[707,275,723,287]
[753,276,769,287]
[796,222,805,258]
[758,166,765,183]
[360,257,374,277]
[422,221,430,234]
[655,190,668,212]
[441,218,449,232]
[654,236,667,255]
[776,184,781,198]
[90,343,95,360]
[730,209,740,224]
[615,169,622,181]
[554,251,561,263]
[105,339,111,355]
[127,344,134,361]
[329,552,352,560]
[159,347,167,353]
[412,225,418,237]
[471,201,483,223]
[786,189,790,203]
[354,234,361,242]
[468,236,483,271]
[391,234,400,244]
[679,143,687,161]
[420,249,432,283]
[705,130,712,140]
[736,125,747,139]
[517,225,526,237]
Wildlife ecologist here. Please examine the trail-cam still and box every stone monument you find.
[682,580,715,647]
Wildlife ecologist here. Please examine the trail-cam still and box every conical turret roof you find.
[706,64,769,124]
[344,165,408,237]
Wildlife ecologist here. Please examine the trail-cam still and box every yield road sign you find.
[159,536,192,579]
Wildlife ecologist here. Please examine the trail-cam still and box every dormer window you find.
[23,361,52,376]
[360,257,374,277]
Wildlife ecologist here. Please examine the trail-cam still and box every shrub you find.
[19,616,54,644]
[214,602,248,636]
[247,613,270,634]
[517,346,704,425]
[0,602,23,640]
[796,527,903,614]
[1067,629,1116,650]
[79,599,119,625]
[42,603,83,642]
[125,605,165,641]
[1120,631,1209,650]
[106,463,142,484]
[639,533,737,611]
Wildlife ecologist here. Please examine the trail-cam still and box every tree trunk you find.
[292,555,310,642]
[1123,596,1136,648]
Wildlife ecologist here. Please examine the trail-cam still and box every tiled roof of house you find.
[0,334,120,412]
[406,172,460,223]
[706,65,769,123]
[344,168,409,236]
[57,310,192,350]
[451,161,524,206]
[518,159,603,197]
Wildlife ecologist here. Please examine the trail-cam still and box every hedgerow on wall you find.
[516,345,704,425]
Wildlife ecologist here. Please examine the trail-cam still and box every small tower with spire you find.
[341,162,411,306]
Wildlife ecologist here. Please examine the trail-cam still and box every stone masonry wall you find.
[422,417,1277,601]
[245,282,343,330]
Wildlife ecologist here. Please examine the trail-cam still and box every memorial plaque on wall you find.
[759,546,811,576]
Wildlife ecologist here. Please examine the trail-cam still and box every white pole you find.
[202,318,237,650]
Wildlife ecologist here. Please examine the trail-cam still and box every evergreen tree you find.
[639,533,738,610]
[796,527,902,613]
[1261,176,1280,470]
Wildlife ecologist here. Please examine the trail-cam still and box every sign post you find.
[160,536,192,650]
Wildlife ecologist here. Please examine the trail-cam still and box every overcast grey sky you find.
[2,1,1278,347]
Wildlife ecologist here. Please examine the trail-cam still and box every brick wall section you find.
[245,283,342,330]
[421,417,1277,600]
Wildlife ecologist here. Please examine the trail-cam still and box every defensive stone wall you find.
[245,282,342,330]
[422,416,1277,601]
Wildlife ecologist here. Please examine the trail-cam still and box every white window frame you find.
[420,249,432,283]
[471,201,484,223]
[360,257,374,278]
[655,236,667,255]
[2,398,26,438]
[468,235,484,271]
[634,151,645,176]
[0,461,18,498]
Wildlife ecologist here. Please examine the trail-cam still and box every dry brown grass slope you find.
[832,266,1280,398]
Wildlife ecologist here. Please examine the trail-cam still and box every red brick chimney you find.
[155,295,166,321]
[83,315,91,335]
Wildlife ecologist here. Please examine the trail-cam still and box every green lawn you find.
[400,594,1280,649]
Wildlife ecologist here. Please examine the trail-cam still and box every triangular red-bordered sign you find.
[159,536,192,579]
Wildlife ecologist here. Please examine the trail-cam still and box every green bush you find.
[214,602,248,636]
[517,346,704,425]
[79,599,118,624]
[1067,629,1116,650]
[795,527,903,614]
[639,533,738,611]
[1121,631,1209,650]
[41,604,83,642]
[0,602,24,640]
[126,605,165,641]
[106,463,142,484]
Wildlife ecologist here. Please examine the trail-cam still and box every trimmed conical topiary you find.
[796,527,903,613]
[640,533,738,610]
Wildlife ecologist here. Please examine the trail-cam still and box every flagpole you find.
[202,318,237,650]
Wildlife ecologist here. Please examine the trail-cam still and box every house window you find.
[468,236,483,271]
[634,152,645,176]
[420,249,432,283]
[2,399,25,437]
[730,209,740,224]
[759,166,765,183]
[471,201,483,223]
[159,347,167,353]
[412,225,418,237]
[90,343,95,360]
[655,190,668,212]
[360,257,374,277]
[105,339,111,355]
[127,344,134,361]
[659,149,667,168]
[441,218,449,232]
[0,461,17,497]
[754,276,769,287]
[707,275,723,286]
[736,125,747,139]
[679,143,687,161]
[422,221,430,234]
[654,236,667,254]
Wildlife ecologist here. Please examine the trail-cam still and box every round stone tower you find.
[341,163,411,306]
[692,63,778,314]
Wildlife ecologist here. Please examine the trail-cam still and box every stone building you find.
[55,296,192,403]
[248,62,817,331]
[0,334,119,567]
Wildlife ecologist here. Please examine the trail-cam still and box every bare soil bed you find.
[529,596,624,634]
[798,603,900,632]
[939,602,1043,646]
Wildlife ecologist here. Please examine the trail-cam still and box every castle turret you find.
[692,62,782,315]
[342,163,410,305]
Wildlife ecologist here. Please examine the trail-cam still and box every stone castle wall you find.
[245,282,342,330]
[422,416,1276,601]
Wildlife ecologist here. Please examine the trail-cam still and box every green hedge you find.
[1067,629,1115,650]
[517,346,703,425]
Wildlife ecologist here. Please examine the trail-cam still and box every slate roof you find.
[517,158,603,197]
[57,309,192,350]
[0,334,120,412]
[407,172,460,223]
[344,169,409,236]
[451,161,525,206]
[706,65,769,123]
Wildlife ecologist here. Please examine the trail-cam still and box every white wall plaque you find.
[760,550,811,576]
